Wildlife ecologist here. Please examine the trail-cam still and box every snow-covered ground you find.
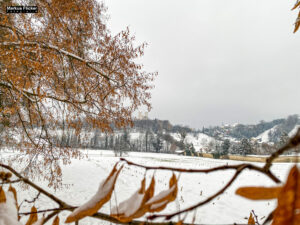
[1,150,298,224]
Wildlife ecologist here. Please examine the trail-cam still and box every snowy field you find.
[1,150,298,224]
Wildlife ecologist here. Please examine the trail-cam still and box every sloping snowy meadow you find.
[1,150,297,224]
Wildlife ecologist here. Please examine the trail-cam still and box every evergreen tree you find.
[221,139,230,155]
[239,138,252,155]
[152,135,163,153]
[184,143,196,156]
[278,132,289,148]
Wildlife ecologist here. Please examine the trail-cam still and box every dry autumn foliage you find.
[110,173,177,223]
[0,186,6,203]
[51,216,59,225]
[65,163,123,223]
[0,0,156,186]
[248,212,255,225]
[25,206,38,225]
[293,0,300,32]
[236,165,300,225]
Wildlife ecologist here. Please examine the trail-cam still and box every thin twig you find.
[43,211,60,224]
[120,158,280,183]
[0,179,22,185]
[0,163,67,208]
[262,210,274,225]
[24,192,41,204]
[251,210,260,225]
[0,163,194,225]
[264,128,300,171]
[149,165,246,221]
[19,206,76,215]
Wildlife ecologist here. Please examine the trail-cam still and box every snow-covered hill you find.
[202,114,300,144]
[255,125,278,143]
[288,124,300,137]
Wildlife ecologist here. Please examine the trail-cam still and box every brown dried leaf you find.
[111,177,147,222]
[8,185,19,219]
[236,186,281,200]
[8,185,18,205]
[145,176,155,200]
[292,1,300,10]
[272,165,300,225]
[25,206,38,225]
[169,173,178,201]
[52,216,59,225]
[248,212,255,225]
[65,164,123,223]
[146,173,178,213]
[0,186,6,203]
[134,176,156,218]
[111,176,158,222]
[31,217,44,225]
[139,177,146,194]
[176,220,184,225]
[294,11,300,33]
[148,200,169,213]
[235,166,300,224]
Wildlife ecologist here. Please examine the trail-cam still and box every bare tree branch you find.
[24,192,41,204]
[264,128,300,171]
[0,41,112,81]
[148,165,246,221]
[120,158,280,183]
[0,163,194,225]
[0,179,22,185]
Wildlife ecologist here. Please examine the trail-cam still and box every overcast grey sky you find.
[104,0,300,128]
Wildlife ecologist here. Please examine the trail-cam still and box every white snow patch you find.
[170,132,215,152]
[111,188,144,217]
[32,218,44,225]
[288,125,300,137]
[130,132,143,140]
[146,185,176,205]
[150,200,168,210]
[67,165,120,219]
[256,125,278,143]
[0,191,22,225]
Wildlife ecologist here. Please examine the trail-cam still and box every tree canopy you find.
[0,0,156,186]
